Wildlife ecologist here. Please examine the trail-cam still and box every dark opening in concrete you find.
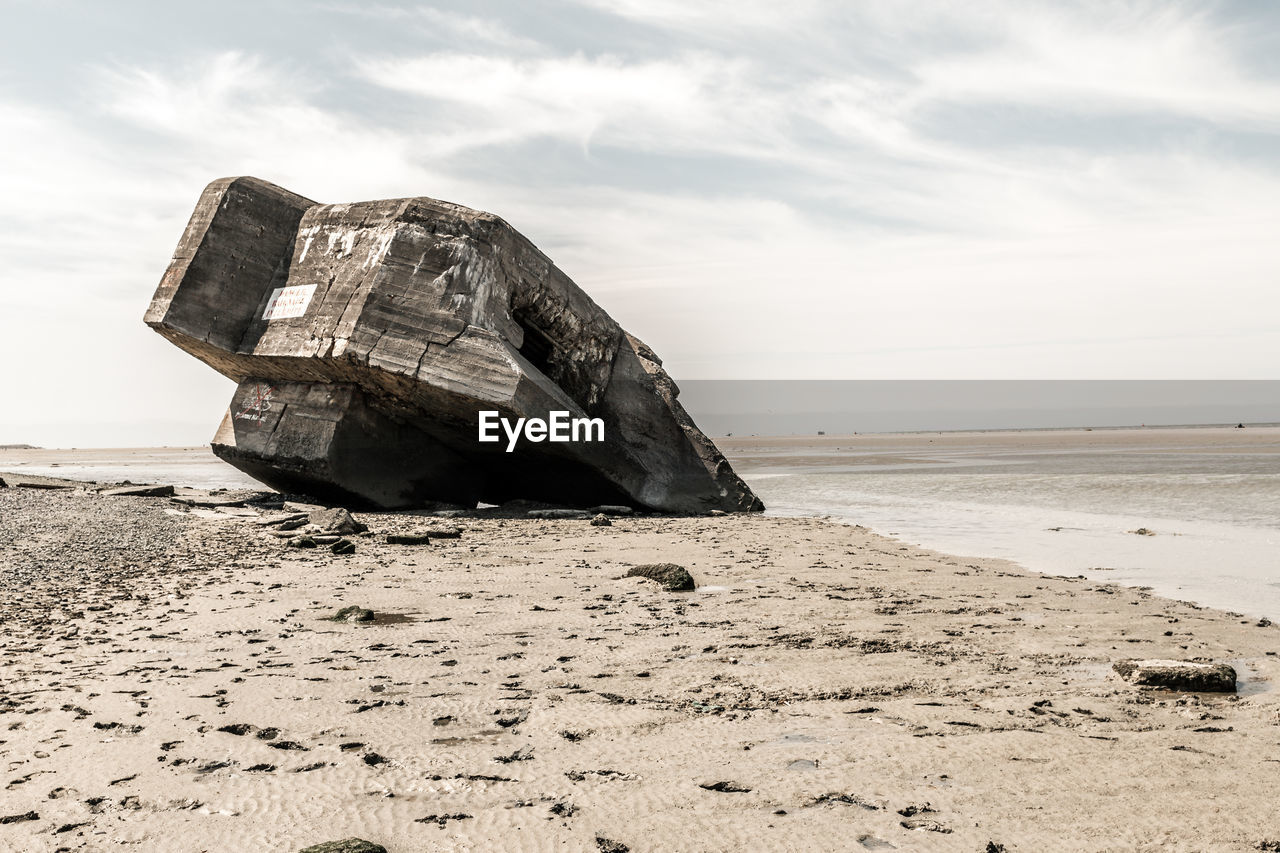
[514,310,557,378]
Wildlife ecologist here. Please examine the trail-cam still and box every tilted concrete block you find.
[146,177,763,513]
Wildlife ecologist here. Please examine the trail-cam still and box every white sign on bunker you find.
[263,284,317,320]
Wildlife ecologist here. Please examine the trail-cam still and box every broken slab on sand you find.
[1113,659,1238,693]
[145,177,762,514]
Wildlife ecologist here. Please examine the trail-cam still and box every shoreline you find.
[718,423,1280,455]
[4,421,1280,455]
[720,425,1280,622]
[2,482,1278,851]
[6,426,1280,621]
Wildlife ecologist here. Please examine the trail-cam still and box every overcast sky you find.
[2,1,1278,445]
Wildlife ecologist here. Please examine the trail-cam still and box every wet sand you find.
[1,479,1278,852]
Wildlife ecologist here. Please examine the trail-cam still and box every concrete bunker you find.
[146,176,763,513]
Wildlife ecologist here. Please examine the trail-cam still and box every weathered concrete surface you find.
[101,484,176,498]
[1113,659,1238,693]
[147,177,762,513]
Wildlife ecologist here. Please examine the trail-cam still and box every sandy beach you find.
[1,476,1278,852]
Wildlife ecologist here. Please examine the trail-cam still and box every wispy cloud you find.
[94,53,423,196]
[907,3,1280,127]
[323,3,545,52]
[355,51,773,159]
[565,0,828,34]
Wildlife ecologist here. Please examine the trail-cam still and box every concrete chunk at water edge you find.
[145,176,762,514]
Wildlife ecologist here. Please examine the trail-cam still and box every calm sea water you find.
[0,448,263,491]
[728,428,1280,620]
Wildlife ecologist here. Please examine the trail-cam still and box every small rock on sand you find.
[0,476,7,488]
[297,840,387,853]
[591,514,613,527]
[289,536,317,549]
[308,508,367,535]
[595,837,630,853]
[332,606,375,623]
[901,816,952,833]
[331,539,356,555]
[1113,659,1237,693]
[624,563,696,591]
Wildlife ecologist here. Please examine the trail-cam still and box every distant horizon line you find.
[5,420,1279,451]
[719,421,1280,438]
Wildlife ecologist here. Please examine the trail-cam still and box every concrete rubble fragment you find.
[297,839,386,853]
[590,505,634,516]
[254,512,308,527]
[527,509,591,520]
[102,484,176,498]
[331,606,374,623]
[386,533,431,546]
[146,177,762,514]
[307,507,366,535]
[624,563,696,591]
[1112,659,1237,693]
